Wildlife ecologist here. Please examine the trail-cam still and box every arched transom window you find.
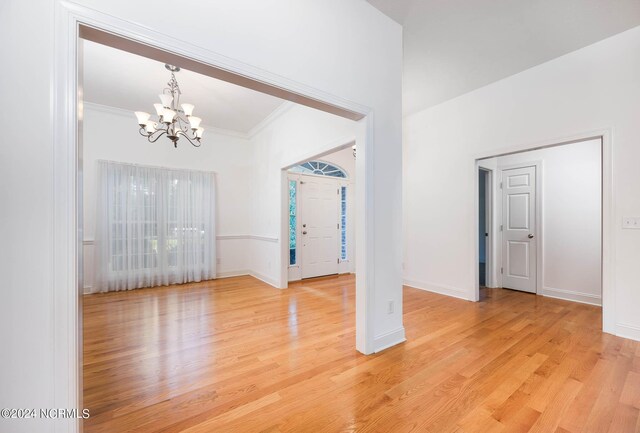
[289,161,347,178]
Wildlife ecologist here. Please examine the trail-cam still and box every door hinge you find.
[499,181,503,189]
[500,267,503,274]
[337,188,340,194]
[337,258,340,264]
[500,225,503,231]
[337,223,340,229]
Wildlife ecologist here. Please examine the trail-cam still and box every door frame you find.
[496,161,543,293]
[473,133,612,334]
[297,173,341,280]
[52,4,376,431]
[287,172,353,282]
[280,139,357,285]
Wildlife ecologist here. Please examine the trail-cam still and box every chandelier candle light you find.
[134,64,204,148]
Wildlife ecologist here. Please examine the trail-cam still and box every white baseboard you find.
[616,323,640,341]
[216,270,250,279]
[403,278,471,301]
[84,270,274,294]
[373,327,406,353]
[541,286,602,306]
[249,270,280,289]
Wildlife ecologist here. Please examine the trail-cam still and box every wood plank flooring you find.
[83,275,640,432]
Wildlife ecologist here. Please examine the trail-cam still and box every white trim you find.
[84,101,250,139]
[373,327,406,353]
[216,235,249,241]
[83,270,252,293]
[472,130,607,162]
[601,131,615,336]
[281,136,357,171]
[541,287,602,306]
[616,323,640,341]
[249,235,279,243]
[216,234,278,242]
[53,4,81,432]
[84,235,268,242]
[289,160,350,180]
[359,114,375,355]
[403,278,471,301]
[216,270,250,279]
[68,3,370,116]
[250,270,280,288]
[247,101,296,138]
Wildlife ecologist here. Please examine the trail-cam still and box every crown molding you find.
[83,100,300,140]
[247,101,296,139]
[82,101,250,139]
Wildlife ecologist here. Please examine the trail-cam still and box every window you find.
[341,186,347,260]
[94,161,216,292]
[289,180,297,265]
[289,161,347,178]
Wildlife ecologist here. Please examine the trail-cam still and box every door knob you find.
[528,234,534,239]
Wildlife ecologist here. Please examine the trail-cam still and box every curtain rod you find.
[97,159,218,175]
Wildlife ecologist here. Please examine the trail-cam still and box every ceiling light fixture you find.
[134,64,204,148]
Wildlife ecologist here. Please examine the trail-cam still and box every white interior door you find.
[501,166,537,293]
[300,176,339,279]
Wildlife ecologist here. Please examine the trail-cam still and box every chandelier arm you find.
[146,130,169,143]
[178,133,202,148]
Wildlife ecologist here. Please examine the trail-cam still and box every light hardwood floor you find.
[83,275,640,432]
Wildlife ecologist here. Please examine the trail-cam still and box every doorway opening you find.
[478,168,491,288]
[476,137,603,309]
[57,8,377,430]
[285,145,356,282]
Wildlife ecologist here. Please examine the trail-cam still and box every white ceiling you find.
[82,40,286,135]
[367,0,640,114]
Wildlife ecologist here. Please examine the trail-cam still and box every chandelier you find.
[134,64,204,148]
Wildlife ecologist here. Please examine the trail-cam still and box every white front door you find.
[501,166,537,293]
[299,176,339,279]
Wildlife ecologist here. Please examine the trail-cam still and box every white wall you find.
[1,1,402,428]
[322,146,356,179]
[82,103,359,290]
[82,103,254,292]
[0,2,55,432]
[404,26,640,340]
[82,102,361,291]
[248,104,360,286]
[482,139,602,305]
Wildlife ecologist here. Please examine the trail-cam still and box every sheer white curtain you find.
[94,161,216,292]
